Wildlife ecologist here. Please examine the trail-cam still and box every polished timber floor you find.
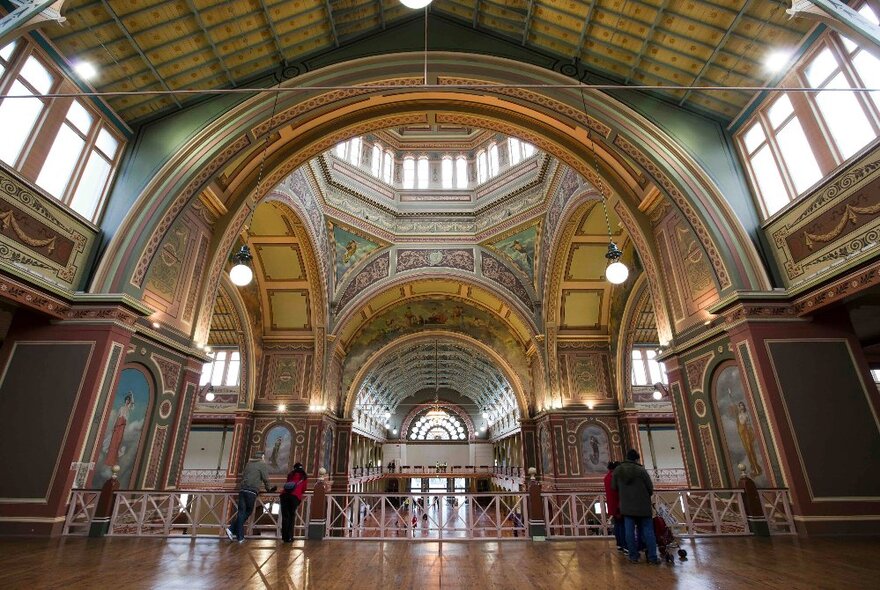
[1,535,878,589]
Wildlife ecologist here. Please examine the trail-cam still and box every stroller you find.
[653,504,687,564]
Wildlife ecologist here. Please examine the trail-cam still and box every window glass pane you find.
[20,56,53,93]
[477,151,487,183]
[0,81,43,165]
[225,354,240,387]
[348,137,361,166]
[523,142,535,158]
[95,128,118,158]
[805,48,838,87]
[0,41,15,62]
[199,360,213,386]
[631,356,647,386]
[417,157,429,189]
[441,157,453,188]
[334,142,346,158]
[455,156,467,189]
[508,137,522,165]
[841,35,857,53]
[816,73,876,159]
[859,4,878,24]
[852,50,880,111]
[767,94,794,129]
[751,145,789,216]
[382,151,393,183]
[70,151,111,219]
[403,157,415,188]
[743,122,765,153]
[647,358,663,384]
[371,144,382,177]
[659,362,668,384]
[210,352,226,386]
[488,143,499,176]
[775,119,823,193]
[36,124,85,197]
[66,100,93,135]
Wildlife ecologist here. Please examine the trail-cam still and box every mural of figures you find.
[580,424,610,475]
[538,424,552,476]
[321,426,334,473]
[333,225,381,284]
[715,365,768,486]
[93,368,151,488]
[490,226,537,282]
[264,425,293,475]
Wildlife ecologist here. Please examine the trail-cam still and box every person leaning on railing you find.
[226,451,275,543]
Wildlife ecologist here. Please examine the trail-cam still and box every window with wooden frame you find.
[0,39,125,223]
[199,350,241,388]
[736,3,880,219]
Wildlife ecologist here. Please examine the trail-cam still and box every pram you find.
[653,504,687,564]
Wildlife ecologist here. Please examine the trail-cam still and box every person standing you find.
[226,452,273,543]
[603,461,625,552]
[612,449,660,564]
[280,462,308,542]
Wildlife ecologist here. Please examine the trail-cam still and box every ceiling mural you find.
[486,223,540,285]
[330,223,384,288]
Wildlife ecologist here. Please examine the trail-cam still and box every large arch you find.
[94,52,771,348]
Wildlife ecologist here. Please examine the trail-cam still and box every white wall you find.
[472,443,494,466]
[639,426,684,470]
[182,429,231,470]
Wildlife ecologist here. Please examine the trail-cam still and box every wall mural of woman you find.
[264,425,293,475]
[714,364,768,487]
[93,368,151,488]
[580,424,610,475]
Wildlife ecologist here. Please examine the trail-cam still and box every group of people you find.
[225,451,308,543]
[603,449,661,564]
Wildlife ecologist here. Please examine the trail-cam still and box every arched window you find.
[455,156,468,189]
[348,136,361,166]
[402,156,415,189]
[371,143,382,177]
[417,156,429,189]
[407,411,466,441]
[334,141,347,159]
[441,156,453,188]
[382,149,393,183]
[476,150,487,183]
[508,137,522,165]
[487,142,499,176]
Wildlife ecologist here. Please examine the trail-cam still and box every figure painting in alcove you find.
[264,426,292,475]
[580,424,610,475]
[538,424,552,476]
[93,368,150,488]
[715,365,768,486]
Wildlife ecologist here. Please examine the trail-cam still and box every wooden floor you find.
[1,535,878,589]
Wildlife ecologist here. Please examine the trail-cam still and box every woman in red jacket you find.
[280,462,308,542]
[603,461,625,552]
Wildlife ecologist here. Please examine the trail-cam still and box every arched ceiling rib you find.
[355,340,516,416]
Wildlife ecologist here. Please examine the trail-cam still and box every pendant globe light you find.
[581,89,628,285]
[425,340,448,424]
[400,0,432,8]
[229,70,282,287]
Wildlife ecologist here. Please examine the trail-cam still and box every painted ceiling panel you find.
[255,244,305,281]
[567,243,608,281]
[561,289,602,328]
[268,290,311,330]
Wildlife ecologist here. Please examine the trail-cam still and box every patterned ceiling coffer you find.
[480,251,533,310]
[335,251,391,311]
[396,248,475,273]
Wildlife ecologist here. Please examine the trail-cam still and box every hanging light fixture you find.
[400,0,432,9]
[581,89,628,285]
[229,246,253,286]
[425,340,448,424]
[229,70,282,287]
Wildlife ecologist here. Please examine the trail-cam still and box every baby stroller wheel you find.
[677,548,688,561]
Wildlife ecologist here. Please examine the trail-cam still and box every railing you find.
[325,492,528,540]
[349,465,499,477]
[543,489,794,538]
[103,490,310,539]
[179,469,227,488]
[63,490,101,536]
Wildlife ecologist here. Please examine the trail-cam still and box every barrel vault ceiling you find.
[40,0,813,123]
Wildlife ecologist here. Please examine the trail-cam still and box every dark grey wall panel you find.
[768,341,880,498]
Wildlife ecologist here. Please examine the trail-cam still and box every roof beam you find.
[624,0,671,84]
[679,0,756,106]
[182,0,236,87]
[574,1,597,59]
[522,0,535,45]
[324,0,339,47]
[256,0,287,64]
[97,0,181,108]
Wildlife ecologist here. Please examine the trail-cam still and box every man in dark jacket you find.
[611,449,660,564]
[226,451,273,543]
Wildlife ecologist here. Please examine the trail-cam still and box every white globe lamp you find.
[604,242,629,284]
[229,245,254,286]
[400,0,432,8]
